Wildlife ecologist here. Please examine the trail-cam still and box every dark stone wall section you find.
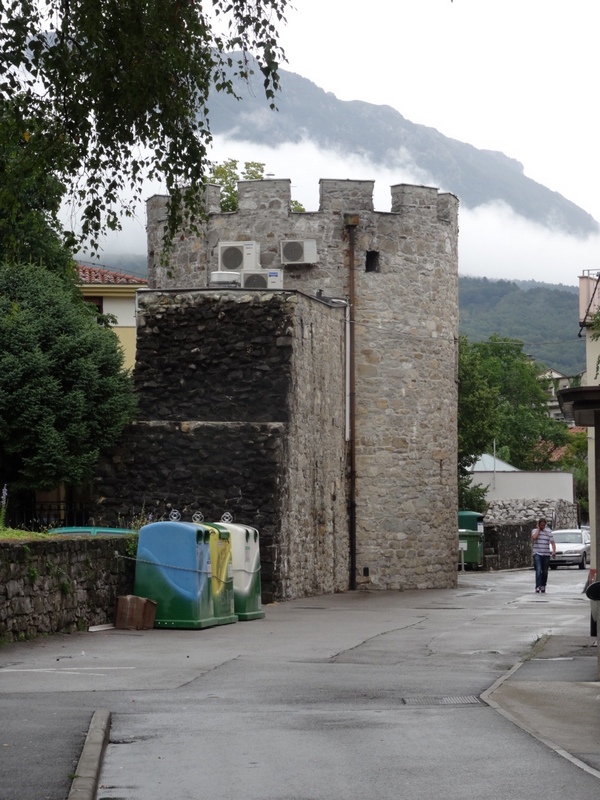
[93,420,284,602]
[484,522,534,571]
[135,292,293,423]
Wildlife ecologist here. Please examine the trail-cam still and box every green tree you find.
[471,336,569,470]
[208,158,306,212]
[457,336,499,510]
[0,263,137,490]
[208,159,266,212]
[555,428,589,521]
[457,335,571,509]
[0,100,77,274]
[1,1,288,249]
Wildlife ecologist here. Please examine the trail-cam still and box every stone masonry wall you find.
[485,498,579,529]
[278,295,348,598]
[93,291,348,602]
[134,289,294,422]
[483,522,535,571]
[0,538,135,642]
[93,420,284,600]
[145,179,459,591]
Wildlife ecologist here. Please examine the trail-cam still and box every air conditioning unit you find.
[218,241,260,271]
[280,239,317,265]
[241,270,283,290]
[209,270,241,287]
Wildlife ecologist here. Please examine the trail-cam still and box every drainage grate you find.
[403,695,482,706]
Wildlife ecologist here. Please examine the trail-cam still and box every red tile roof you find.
[78,265,147,285]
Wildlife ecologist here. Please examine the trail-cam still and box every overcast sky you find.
[102,0,600,286]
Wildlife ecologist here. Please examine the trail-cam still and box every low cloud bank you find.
[94,135,599,287]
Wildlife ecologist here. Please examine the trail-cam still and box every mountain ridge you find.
[207,61,598,237]
[458,276,584,375]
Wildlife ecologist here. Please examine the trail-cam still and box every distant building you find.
[470,452,574,503]
[78,265,147,370]
[540,367,572,422]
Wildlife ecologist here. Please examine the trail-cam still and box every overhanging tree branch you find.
[1,0,288,252]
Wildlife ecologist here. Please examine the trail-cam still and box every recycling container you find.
[203,523,238,626]
[458,511,484,533]
[48,526,134,536]
[458,529,484,569]
[134,521,216,629]
[217,523,265,621]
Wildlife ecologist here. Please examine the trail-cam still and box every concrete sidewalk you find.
[485,634,600,777]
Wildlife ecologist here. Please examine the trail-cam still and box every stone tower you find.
[136,178,459,593]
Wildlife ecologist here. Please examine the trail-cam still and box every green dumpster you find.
[458,529,484,569]
[458,510,484,532]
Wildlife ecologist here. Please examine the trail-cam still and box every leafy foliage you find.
[457,335,499,474]
[457,335,499,509]
[556,428,589,520]
[208,159,267,212]
[459,276,584,376]
[469,336,569,470]
[207,158,305,212]
[0,263,137,490]
[458,474,488,514]
[1,0,288,250]
[0,99,77,273]
[457,335,571,509]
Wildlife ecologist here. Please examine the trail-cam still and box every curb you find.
[481,663,600,780]
[67,709,111,800]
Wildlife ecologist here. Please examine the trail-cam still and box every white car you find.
[549,528,590,570]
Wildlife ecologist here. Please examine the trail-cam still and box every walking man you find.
[532,517,556,593]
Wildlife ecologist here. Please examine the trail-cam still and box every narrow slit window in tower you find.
[365,251,380,272]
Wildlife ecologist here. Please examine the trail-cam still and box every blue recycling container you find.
[134,521,216,629]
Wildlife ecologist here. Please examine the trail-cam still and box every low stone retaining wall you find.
[483,521,534,571]
[482,500,581,572]
[485,498,579,529]
[0,538,135,643]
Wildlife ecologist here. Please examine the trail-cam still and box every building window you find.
[365,251,380,273]
[84,296,104,314]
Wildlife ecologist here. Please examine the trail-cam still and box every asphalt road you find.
[0,567,597,800]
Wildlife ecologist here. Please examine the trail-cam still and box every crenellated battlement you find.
[146,178,458,292]
[238,179,291,212]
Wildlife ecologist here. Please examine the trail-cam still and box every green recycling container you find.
[134,521,216,629]
[217,523,265,621]
[204,523,238,626]
[458,510,484,532]
[48,526,134,536]
[458,529,484,569]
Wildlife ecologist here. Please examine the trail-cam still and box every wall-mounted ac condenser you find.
[280,239,317,264]
[241,270,284,290]
[218,241,260,271]
[209,270,241,287]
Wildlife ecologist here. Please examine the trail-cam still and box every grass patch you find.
[0,528,51,541]
[0,528,51,542]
